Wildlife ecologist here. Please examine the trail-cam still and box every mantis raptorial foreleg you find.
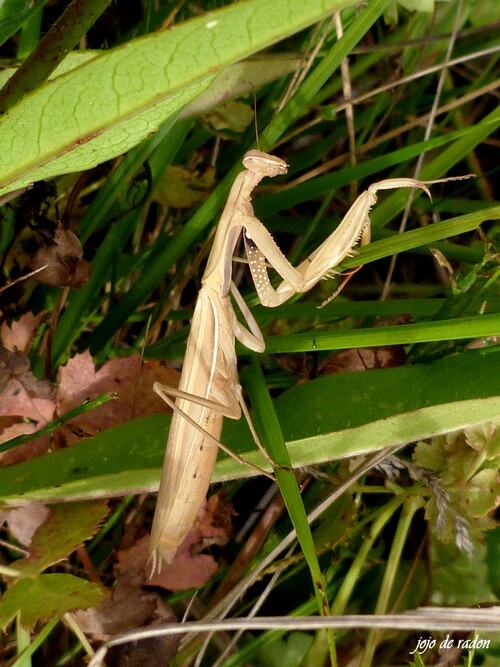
[241,178,435,307]
[149,148,452,574]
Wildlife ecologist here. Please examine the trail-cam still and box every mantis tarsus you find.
[148,148,448,574]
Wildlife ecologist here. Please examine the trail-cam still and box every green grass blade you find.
[242,359,336,660]
[263,313,500,354]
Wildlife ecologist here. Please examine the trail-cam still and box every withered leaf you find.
[30,226,92,288]
[0,346,55,398]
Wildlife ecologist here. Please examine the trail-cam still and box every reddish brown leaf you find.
[0,312,47,353]
[0,346,55,397]
[320,346,405,374]
[114,494,232,591]
[0,377,55,448]
[128,534,220,591]
[74,571,178,666]
[56,351,180,439]
[0,503,51,546]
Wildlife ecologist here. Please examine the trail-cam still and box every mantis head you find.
[242,149,288,177]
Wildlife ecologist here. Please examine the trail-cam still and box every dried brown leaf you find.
[320,346,405,374]
[0,503,51,546]
[57,351,180,440]
[0,346,55,398]
[0,312,47,353]
[30,226,92,288]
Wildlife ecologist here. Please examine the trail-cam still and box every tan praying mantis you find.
[148,148,445,574]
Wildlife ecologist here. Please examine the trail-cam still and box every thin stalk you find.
[332,496,404,615]
[0,0,114,114]
[360,494,425,667]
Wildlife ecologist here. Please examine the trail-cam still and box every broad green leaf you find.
[0,574,104,632]
[275,398,500,477]
[0,0,358,196]
[14,500,110,576]
[0,351,498,503]
[431,539,496,606]
[0,53,300,124]
[0,52,98,90]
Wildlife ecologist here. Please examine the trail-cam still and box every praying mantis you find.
[148,148,443,574]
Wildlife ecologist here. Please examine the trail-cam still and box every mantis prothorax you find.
[149,149,443,574]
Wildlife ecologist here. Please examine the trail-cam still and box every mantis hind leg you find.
[153,382,276,481]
